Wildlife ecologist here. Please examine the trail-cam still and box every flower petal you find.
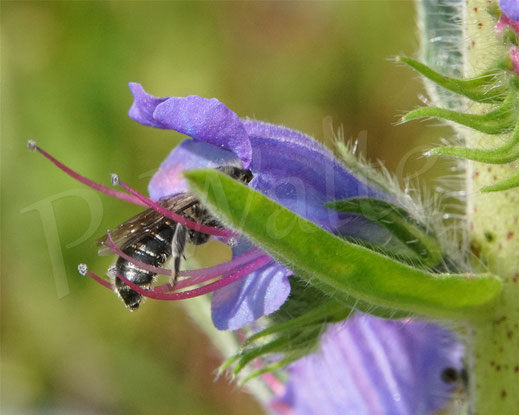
[211,238,291,330]
[128,83,252,168]
[496,11,519,34]
[148,139,241,200]
[500,0,519,21]
[128,83,169,128]
[243,120,396,243]
[273,315,463,415]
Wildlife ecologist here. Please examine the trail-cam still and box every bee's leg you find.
[171,224,187,287]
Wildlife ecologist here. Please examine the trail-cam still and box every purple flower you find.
[127,82,391,330]
[500,0,519,22]
[271,315,464,415]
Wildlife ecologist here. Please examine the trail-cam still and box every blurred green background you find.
[2,2,453,414]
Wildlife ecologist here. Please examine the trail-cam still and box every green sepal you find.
[501,27,518,47]
[185,169,502,320]
[220,322,321,382]
[397,56,507,103]
[237,359,292,386]
[402,90,517,135]
[244,276,351,348]
[243,299,351,348]
[325,198,443,268]
[220,278,348,381]
[481,170,519,192]
[220,294,351,383]
[486,1,501,19]
[428,120,519,164]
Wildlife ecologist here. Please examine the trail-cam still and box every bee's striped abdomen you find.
[115,220,176,309]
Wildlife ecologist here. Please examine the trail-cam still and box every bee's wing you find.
[96,193,199,255]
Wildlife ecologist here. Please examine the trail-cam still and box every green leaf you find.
[397,56,506,104]
[480,170,519,192]
[428,120,519,164]
[402,90,517,135]
[325,198,443,268]
[185,169,502,320]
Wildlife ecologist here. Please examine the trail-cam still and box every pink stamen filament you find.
[262,373,286,396]
[102,231,264,291]
[157,248,264,291]
[31,142,235,239]
[116,178,235,238]
[116,255,272,300]
[32,143,146,206]
[268,401,294,415]
[80,251,271,299]
[79,265,113,290]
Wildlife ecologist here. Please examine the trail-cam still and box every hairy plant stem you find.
[465,2,519,414]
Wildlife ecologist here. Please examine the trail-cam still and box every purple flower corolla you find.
[271,315,464,415]
[128,83,395,330]
[500,0,519,22]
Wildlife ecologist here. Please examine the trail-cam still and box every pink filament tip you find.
[78,264,113,290]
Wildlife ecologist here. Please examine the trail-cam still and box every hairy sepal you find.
[326,198,443,269]
[399,55,519,191]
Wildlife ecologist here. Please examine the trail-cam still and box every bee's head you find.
[216,165,254,184]
[243,169,254,184]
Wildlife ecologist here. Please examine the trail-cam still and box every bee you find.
[96,166,253,310]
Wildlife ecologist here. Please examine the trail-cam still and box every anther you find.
[111,173,119,186]
[27,140,37,151]
[78,263,88,276]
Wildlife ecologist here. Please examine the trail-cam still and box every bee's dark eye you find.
[244,169,253,184]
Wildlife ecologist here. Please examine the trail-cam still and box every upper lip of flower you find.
[129,82,390,231]
[128,82,253,169]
